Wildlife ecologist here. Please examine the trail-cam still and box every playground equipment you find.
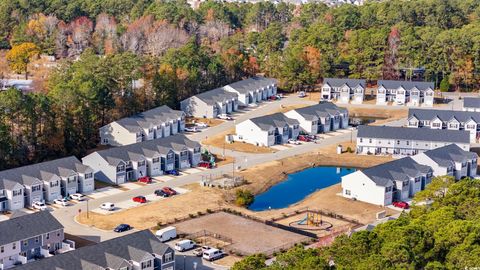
[298,212,323,226]
[289,211,333,231]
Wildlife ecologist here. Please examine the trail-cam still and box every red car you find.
[138,176,152,184]
[198,161,214,169]
[298,135,311,142]
[162,187,177,196]
[132,196,147,203]
[393,201,409,209]
[269,96,277,101]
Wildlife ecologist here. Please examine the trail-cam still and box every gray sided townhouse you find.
[0,211,71,270]
[376,80,434,107]
[462,97,480,112]
[235,113,300,147]
[99,105,185,146]
[356,125,470,156]
[342,157,433,206]
[284,102,349,135]
[83,135,201,185]
[411,144,478,180]
[180,87,238,119]
[223,77,277,106]
[321,78,366,104]
[407,108,480,143]
[0,157,94,212]
[14,230,174,270]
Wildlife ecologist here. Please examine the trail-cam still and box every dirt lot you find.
[174,212,309,255]
[274,213,353,238]
[202,128,275,154]
[186,117,224,128]
[348,107,407,125]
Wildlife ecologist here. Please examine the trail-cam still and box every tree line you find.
[232,176,480,269]
[1,0,480,168]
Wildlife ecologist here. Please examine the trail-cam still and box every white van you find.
[100,202,115,211]
[202,248,224,261]
[155,226,177,242]
[175,239,196,252]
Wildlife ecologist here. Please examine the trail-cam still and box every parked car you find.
[393,201,409,209]
[162,187,177,196]
[154,189,169,197]
[198,161,214,169]
[193,246,211,257]
[138,176,152,184]
[298,135,311,142]
[287,139,301,145]
[114,224,131,233]
[276,94,284,99]
[32,201,47,211]
[185,126,199,132]
[155,226,177,242]
[269,96,277,101]
[132,196,147,203]
[203,248,224,261]
[297,91,306,98]
[217,114,233,120]
[53,198,69,207]
[69,193,86,201]
[165,169,180,176]
[100,202,115,211]
[175,239,196,252]
[195,122,209,128]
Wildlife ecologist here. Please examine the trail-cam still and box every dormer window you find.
[141,260,152,269]
[117,164,125,172]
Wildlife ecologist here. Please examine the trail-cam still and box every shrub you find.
[189,213,196,218]
[346,146,353,153]
[235,189,255,207]
[440,76,450,92]
[197,211,203,216]
[206,208,214,213]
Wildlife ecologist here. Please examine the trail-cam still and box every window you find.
[22,240,27,246]
[12,243,16,250]
[406,141,409,146]
[13,189,22,196]
[35,236,40,243]
[164,252,173,263]
[138,161,146,167]
[167,153,174,159]
[194,148,200,154]
[50,181,59,188]
[415,178,420,183]
[85,173,93,179]
[385,186,392,193]
[117,164,125,172]
[432,123,441,128]
[152,157,160,163]
[102,138,109,144]
[67,177,76,184]
[369,139,372,143]
[0,246,4,253]
[467,124,476,129]
[32,185,41,192]
[397,140,401,145]
[141,260,152,269]
[345,190,351,195]
[359,138,363,143]
[180,151,188,157]
[403,181,409,187]
[46,233,50,240]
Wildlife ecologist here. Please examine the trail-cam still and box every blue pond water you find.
[248,166,355,211]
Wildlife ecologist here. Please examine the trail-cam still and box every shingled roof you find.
[377,80,434,91]
[408,108,480,123]
[323,78,366,88]
[226,77,277,94]
[249,113,299,131]
[357,125,470,144]
[362,157,432,187]
[0,211,63,246]
[463,97,480,109]
[422,144,478,167]
[193,87,238,106]
[292,102,347,121]
[14,230,172,270]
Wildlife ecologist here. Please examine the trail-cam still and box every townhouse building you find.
[99,105,185,146]
[0,211,73,270]
[223,77,277,106]
[356,125,470,156]
[411,144,477,180]
[376,80,435,107]
[0,157,94,211]
[321,78,366,104]
[284,102,349,134]
[83,135,201,185]
[462,97,480,112]
[14,230,174,270]
[407,108,480,143]
[180,87,239,119]
[235,113,300,147]
[342,157,433,206]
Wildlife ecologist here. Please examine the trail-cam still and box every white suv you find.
[32,201,47,211]
[203,248,224,261]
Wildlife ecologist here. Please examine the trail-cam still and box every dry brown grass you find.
[202,128,275,154]
[275,103,311,113]
[186,117,224,127]
[348,107,407,125]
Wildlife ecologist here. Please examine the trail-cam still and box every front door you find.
[126,171,134,181]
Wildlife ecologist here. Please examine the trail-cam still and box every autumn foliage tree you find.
[6,42,40,79]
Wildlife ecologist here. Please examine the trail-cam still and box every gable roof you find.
[422,144,477,167]
[463,97,480,109]
[193,87,238,106]
[357,125,470,144]
[377,80,434,91]
[408,108,480,123]
[0,156,90,189]
[249,113,299,131]
[88,134,201,166]
[104,105,184,133]
[226,77,277,94]
[0,211,63,246]
[362,157,432,187]
[323,78,366,88]
[293,102,347,121]
[14,230,172,270]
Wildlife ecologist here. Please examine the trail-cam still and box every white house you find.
[462,97,480,112]
[342,157,433,206]
[99,105,185,146]
[83,135,201,185]
[376,80,434,107]
[180,87,239,118]
[407,108,480,143]
[235,113,300,147]
[356,125,471,156]
[321,78,366,104]
[223,77,277,106]
[284,102,349,134]
[411,144,477,180]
